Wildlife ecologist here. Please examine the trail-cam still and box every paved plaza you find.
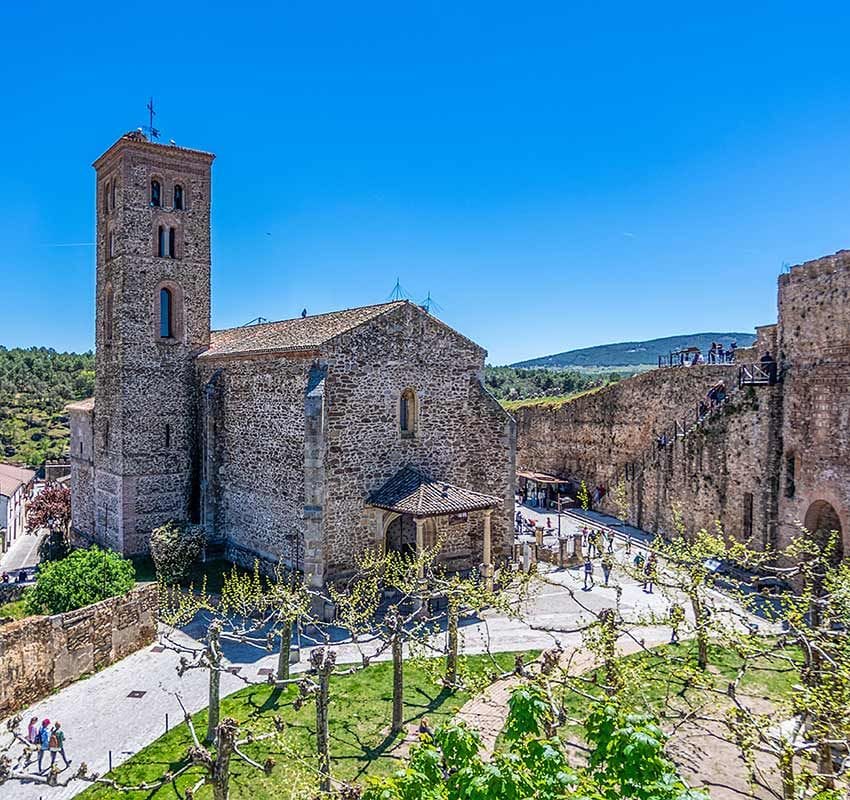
[2,515,769,799]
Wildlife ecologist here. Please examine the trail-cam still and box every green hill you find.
[0,347,94,467]
[512,332,756,369]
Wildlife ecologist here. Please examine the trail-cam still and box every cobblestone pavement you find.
[2,525,770,799]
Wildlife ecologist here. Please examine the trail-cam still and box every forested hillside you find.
[513,331,756,368]
[484,365,603,402]
[0,348,94,467]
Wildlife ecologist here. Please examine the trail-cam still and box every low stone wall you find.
[0,583,157,719]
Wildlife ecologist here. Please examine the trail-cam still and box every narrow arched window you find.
[104,182,110,214]
[151,179,161,207]
[400,388,417,437]
[173,184,183,210]
[111,181,116,209]
[160,287,173,338]
[168,227,177,258]
[108,230,115,258]
[164,424,171,448]
[157,225,166,257]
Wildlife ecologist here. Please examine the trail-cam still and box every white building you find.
[0,464,36,555]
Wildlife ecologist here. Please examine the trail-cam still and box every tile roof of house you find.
[0,463,36,499]
[66,397,95,412]
[200,301,407,359]
[368,466,502,517]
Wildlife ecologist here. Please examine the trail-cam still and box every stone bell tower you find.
[91,132,215,553]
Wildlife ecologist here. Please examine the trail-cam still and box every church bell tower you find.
[92,131,215,553]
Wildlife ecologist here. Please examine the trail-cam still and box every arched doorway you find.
[804,500,844,563]
[384,515,436,556]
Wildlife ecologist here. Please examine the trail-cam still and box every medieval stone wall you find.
[0,583,157,719]
[515,364,737,487]
[621,384,782,548]
[321,304,514,583]
[776,251,850,552]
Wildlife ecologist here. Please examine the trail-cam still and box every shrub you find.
[149,521,205,584]
[25,546,135,615]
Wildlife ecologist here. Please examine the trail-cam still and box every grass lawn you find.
[131,556,249,595]
[0,595,31,621]
[78,650,535,799]
[501,386,605,412]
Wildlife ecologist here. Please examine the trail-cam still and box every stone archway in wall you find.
[803,500,845,563]
[384,514,437,557]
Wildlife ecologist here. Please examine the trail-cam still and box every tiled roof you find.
[66,397,95,412]
[0,463,36,498]
[200,301,407,359]
[368,466,501,517]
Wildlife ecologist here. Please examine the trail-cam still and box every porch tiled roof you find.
[368,466,501,517]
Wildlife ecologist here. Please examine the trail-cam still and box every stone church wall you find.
[321,304,514,583]
[0,583,157,719]
[197,356,313,568]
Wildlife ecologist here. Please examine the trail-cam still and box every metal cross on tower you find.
[143,97,160,141]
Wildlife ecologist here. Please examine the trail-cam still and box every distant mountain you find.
[512,332,757,369]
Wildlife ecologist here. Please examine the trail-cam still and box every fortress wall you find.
[776,251,850,552]
[514,364,738,488]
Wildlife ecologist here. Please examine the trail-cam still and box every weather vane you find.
[143,97,160,141]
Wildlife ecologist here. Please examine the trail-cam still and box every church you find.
[68,131,515,587]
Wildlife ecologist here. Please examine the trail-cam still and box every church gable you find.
[322,301,486,365]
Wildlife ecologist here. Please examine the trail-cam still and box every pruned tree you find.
[725,529,850,797]
[150,520,206,584]
[26,483,72,560]
[630,506,760,671]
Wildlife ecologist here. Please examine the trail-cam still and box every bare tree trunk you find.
[392,631,404,734]
[599,608,621,696]
[277,619,292,681]
[211,718,238,800]
[206,621,222,744]
[312,647,335,794]
[446,603,459,686]
[690,593,708,671]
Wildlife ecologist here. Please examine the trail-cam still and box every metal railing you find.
[738,362,777,386]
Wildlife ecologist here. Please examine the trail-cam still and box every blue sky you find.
[2,1,850,364]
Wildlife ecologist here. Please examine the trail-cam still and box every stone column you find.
[483,509,493,591]
[374,509,384,553]
[414,517,425,613]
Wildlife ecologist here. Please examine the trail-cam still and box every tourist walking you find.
[25,716,39,764]
[36,719,51,772]
[643,554,657,593]
[49,722,71,769]
[633,551,645,571]
[583,557,594,590]
[605,530,614,554]
[669,604,685,645]
[624,534,632,555]
[601,554,613,586]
